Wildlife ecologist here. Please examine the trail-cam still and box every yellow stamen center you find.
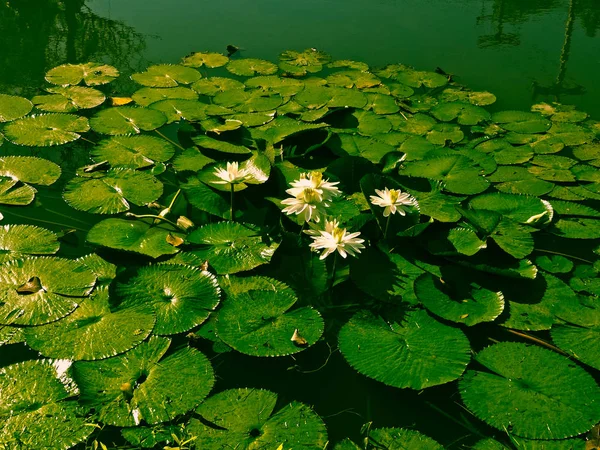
[302,188,321,204]
[332,227,345,243]
[310,171,323,186]
[389,189,400,203]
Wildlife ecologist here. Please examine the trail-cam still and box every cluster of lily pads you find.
[0,48,600,449]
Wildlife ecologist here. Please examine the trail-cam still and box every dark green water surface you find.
[2,1,600,447]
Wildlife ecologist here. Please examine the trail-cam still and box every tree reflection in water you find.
[0,0,146,93]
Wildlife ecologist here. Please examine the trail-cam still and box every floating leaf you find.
[24,287,155,360]
[492,111,552,134]
[226,58,278,76]
[366,428,444,449]
[131,86,198,107]
[149,98,209,123]
[90,106,167,135]
[131,64,201,87]
[488,166,554,196]
[74,337,214,426]
[191,77,245,96]
[87,218,184,258]
[250,116,328,144]
[46,62,119,86]
[339,309,471,389]
[327,70,381,89]
[0,94,33,122]
[32,86,105,112]
[534,255,573,274]
[215,289,323,356]
[91,135,175,168]
[427,123,464,145]
[0,225,59,262]
[468,192,553,225]
[460,342,600,439]
[187,388,328,448]
[63,169,163,214]
[246,75,305,96]
[0,256,96,325]
[431,102,491,125]
[187,222,279,274]
[192,134,251,154]
[182,51,229,68]
[440,88,497,106]
[4,113,90,146]
[0,360,92,449]
[116,264,220,335]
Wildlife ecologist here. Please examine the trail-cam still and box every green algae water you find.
[1,1,600,449]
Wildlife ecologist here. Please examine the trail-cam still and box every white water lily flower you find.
[211,162,250,184]
[306,219,365,260]
[287,171,341,201]
[369,187,417,217]
[281,187,327,223]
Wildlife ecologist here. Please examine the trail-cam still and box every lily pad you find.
[468,192,553,225]
[460,342,600,439]
[131,86,198,107]
[0,359,92,449]
[488,166,554,196]
[74,336,214,426]
[0,94,33,122]
[0,225,59,262]
[492,111,552,134]
[327,70,381,89]
[191,77,245,96]
[0,178,36,206]
[45,62,119,86]
[87,218,184,258]
[339,309,471,389]
[245,75,305,96]
[215,289,323,356]
[0,156,61,186]
[32,86,106,112]
[0,256,96,325]
[131,64,201,87]
[4,113,90,146]
[366,427,444,449]
[187,388,328,449]
[431,102,491,125]
[116,263,220,335]
[91,135,176,168]
[63,169,163,214]
[187,222,279,274]
[149,98,209,123]
[226,58,278,76]
[24,287,155,360]
[90,106,167,135]
[182,51,229,68]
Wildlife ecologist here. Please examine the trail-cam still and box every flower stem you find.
[329,252,338,298]
[230,183,234,221]
[384,215,391,239]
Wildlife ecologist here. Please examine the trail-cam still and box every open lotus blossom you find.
[281,187,327,223]
[369,187,418,217]
[305,218,365,260]
[287,171,341,201]
[211,162,250,185]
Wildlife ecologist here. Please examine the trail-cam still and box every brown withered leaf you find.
[16,277,44,295]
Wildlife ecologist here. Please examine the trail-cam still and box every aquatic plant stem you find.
[154,129,186,151]
[535,248,593,264]
[125,214,179,228]
[384,215,391,238]
[506,329,570,356]
[230,183,234,221]
[329,252,338,298]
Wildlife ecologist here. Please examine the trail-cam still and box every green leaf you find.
[0,225,59,263]
[426,123,464,145]
[32,86,105,112]
[182,51,229,68]
[116,264,220,335]
[339,309,471,389]
[87,218,184,258]
[400,155,489,195]
[191,77,245,96]
[488,166,554,196]
[492,111,552,134]
[416,271,504,325]
[534,255,573,274]
[245,75,305,96]
[131,64,201,87]
[187,388,328,448]
[90,106,167,135]
[475,139,533,165]
[550,217,600,239]
[469,192,553,225]
[187,222,279,274]
[193,135,251,154]
[0,156,61,186]
[0,94,33,122]
[131,86,198,107]
[460,342,600,439]
[63,169,163,214]
[226,58,278,76]
[440,88,497,106]
[431,102,491,125]
[411,188,465,222]
[91,135,176,168]
[4,113,90,146]
[335,134,395,164]
[377,64,447,88]
[250,116,328,144]
[0,256,96,325]
[367,427,444,449]
[24,287,155,360]
[149,98,209,123]
[213,89,283,113]
[215,289,323,356]
[327,70,381,89]
[0,360,92,449]
[45,62,119,86]
[74,337,214,426]
[0,178,36,206]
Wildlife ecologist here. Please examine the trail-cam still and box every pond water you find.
[2,1,600,448]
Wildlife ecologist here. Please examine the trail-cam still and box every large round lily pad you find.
[0,225,59,263]
[63,169,163,214]
[116,263,220,335]
[3,113,90,146]
[339,309,471,389]
[215,289,323,356]
[91,135,176,168]
[24,285,154,360]
[187,388,328,449]
[366,427,444,449]
[0,359,93,449]
[90,106,167,135]
[45,62,119,86]
[187,221,280,274]
[227,58,278,76]
[131,86,198,107]
[73,336,214,427]
[32,86,106,112]
[0,256,96,325]
[131,64,201,87]
[0,94,33,122]
[460,342,600,439]
[182,51,229,68]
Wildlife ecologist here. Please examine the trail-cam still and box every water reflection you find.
[0,0,145,93]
